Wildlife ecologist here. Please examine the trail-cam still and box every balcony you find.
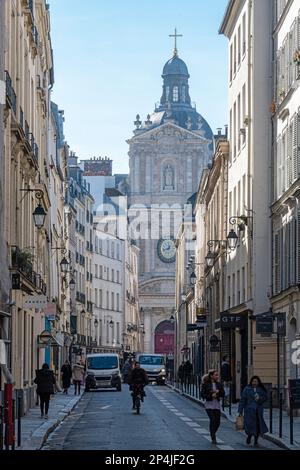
[11,246,47,295]
[5,71,17,116]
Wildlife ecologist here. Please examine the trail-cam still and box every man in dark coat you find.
[220,355,231,404]
[61,360,72,394]
[184,360,193,384]
[34,363,56,419]
[178,361,185,386]
[128,361,149,409]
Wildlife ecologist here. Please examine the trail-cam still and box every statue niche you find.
[163,164,174,191]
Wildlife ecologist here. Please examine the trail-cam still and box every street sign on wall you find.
[256,313,274,334]
[24,295,47,310]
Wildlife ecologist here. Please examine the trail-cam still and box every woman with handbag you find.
[200,370,225,444]
[34,363,56,419]
[238,375,268,446]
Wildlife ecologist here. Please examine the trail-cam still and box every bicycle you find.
[132,384,144,414]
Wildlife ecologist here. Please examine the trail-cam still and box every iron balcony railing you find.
[11,246,47,295]
[5,71,17,115]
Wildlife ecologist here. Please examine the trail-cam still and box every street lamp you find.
[227,229,239,251]
[69,278,76,291]
[205,249,215,268]
[190,271,197,286]
[33,203,47,229]
[94,318,99,327]
[170,314,175,324]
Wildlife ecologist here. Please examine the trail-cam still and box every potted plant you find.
[293,49,300,66]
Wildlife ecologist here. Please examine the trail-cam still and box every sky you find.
[49,0,229,174]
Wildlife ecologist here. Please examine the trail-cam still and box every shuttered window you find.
[274,232,281,294]
[297,208,300,284]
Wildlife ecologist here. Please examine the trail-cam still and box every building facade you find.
[271,0,300,403]
[128,47,213,354]
[220,0,274,399]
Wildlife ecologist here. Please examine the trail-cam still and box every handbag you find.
[235,415,244,431]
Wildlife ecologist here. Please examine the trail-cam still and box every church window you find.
[182,86,186,102]
[173,86,179,102]
[166,86,170,101]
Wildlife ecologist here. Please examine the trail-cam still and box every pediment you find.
[128,122,210,144]
[139,277,175,295]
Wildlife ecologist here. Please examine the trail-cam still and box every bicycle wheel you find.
[136,396,140,414]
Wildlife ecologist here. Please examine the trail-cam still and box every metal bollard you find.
[290,399,294,446]
[0,404,3,451]
[269,391,273,434]
[279,392,283,439]
[229,383,232,415]
[17,394,22,448]
[193,376,195,397]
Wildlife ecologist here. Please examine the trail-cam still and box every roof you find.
[219,0,237,35]
[162,55,189,77]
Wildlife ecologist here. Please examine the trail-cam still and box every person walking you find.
[122,360,132,384]
[72,361,85,395]
[220,355,231,405]
[178,361,185,387]
[201,370,225,444]
[238,375,268,447]
[61,360,72,394]
[34,363,56,419]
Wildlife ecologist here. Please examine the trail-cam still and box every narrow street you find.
[42,386,280,451]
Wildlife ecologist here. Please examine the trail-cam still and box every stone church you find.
[127,43,213,354]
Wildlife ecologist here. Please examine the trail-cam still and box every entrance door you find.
[154,321,174,355]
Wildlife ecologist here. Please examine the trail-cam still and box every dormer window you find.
[173,86,179,102]
[182,86,186,102]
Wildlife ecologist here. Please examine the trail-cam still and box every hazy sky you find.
[49,0,229,174]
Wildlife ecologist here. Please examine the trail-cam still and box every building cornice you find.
[219,0,245,37]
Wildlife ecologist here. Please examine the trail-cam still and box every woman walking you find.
[72,361,85,395]
[238,375,268,446]
[61,360,72,394]
[201,370,225,444]
[34,363,56,419]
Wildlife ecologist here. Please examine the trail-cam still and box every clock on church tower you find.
[157,238,176,263]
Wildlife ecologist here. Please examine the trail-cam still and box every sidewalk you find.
[17,385,83,450]
[167,383,300,450]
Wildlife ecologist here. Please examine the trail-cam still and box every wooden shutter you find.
[297,208,300,284]
[274,232,281,294]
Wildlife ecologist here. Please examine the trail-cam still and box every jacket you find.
[220,362,231,382]
[73,363,85,381]
[34,369,56,395]
[128,368,149,386]
[238,385,268,435]
[201,380,225,401]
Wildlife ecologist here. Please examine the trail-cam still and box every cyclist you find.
[128,361,149,409]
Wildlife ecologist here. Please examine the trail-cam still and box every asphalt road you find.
[43,385,281,451]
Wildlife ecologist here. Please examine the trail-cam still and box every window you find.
[165,86,169,101]
[237,94,241,152]
[233,102,237,158]
[242,174,246,212]
[116,244,120,260]
[106,291,109,309]
[242,13,246,56]
[182,85,186,102]
[95,264,98,278]
[227,276,231,308]
[238,181,241,216]
[111,242,115,258]
[107,267,110,281]
[238,26,241,66]
[232,273,236,307]
[111,293,114,310]
[233,35,237,75]
[173,86,179,102]
[117,293,120,311]
[99,289,102,308]
[230,44,233,82]
[229,109,232,162]
[106,322,109,343]
[95,289,98,307]
[106,240,109,256]
[112,269,114,282]
[242,267,245,302]
[100,265,103,279]
[237,270,240,305]
[117,270,120,283]
[117,323,120,344]
[242,84,246,145]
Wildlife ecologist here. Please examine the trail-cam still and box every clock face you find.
[157,238,176,263]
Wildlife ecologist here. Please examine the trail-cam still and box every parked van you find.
[135,353,166,385]
[85,353,122,391]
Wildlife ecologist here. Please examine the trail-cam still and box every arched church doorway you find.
[154,320,174,355]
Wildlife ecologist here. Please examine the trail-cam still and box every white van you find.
[85,353,122,391]
[135,353,166,385]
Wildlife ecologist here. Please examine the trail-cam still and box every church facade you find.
[127,45,213,354]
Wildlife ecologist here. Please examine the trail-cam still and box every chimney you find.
[224,125,228,138]
[217,128,222,136]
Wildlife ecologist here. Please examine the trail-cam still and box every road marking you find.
[186,422,202,428]
[180,417,192,422]
[195,429,210,434]
[217,445,234,450]
[101,405,112,409]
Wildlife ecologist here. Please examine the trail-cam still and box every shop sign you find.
[256,313,274,334]
[220,312,246,330]
[289,379,300,409]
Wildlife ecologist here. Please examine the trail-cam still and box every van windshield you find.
[139,356,164,365]
[87,356,118,370]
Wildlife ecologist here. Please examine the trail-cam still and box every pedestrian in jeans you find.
[34,363,56,419]
[201,370,225,444]
[72,361,85,395]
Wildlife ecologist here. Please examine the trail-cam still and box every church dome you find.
[162,56,189,77]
